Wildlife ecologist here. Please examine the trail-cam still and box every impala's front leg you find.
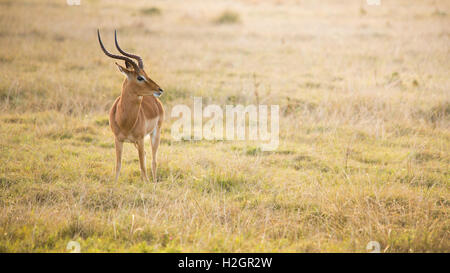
[150,125,161,183]
[136,138,150,183]
[114,138,123,182]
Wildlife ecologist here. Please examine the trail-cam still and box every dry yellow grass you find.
[0,0,449,252]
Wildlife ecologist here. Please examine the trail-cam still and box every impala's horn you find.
[97,29,140,72]
[114,30,144,69]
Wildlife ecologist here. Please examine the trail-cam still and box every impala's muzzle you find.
[153,88,164,98]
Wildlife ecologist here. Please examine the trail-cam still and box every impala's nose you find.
[153,88,164,97]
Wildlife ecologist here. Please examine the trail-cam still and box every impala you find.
[97,29,164,183]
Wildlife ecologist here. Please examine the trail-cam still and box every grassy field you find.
[0,0,449,252]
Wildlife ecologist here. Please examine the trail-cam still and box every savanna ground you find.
[0,0,449,252]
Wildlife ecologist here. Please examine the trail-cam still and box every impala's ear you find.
[115,62,132,77]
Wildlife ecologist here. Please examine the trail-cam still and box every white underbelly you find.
[120,117,159,143]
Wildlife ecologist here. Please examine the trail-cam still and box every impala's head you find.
[97,29,164,98]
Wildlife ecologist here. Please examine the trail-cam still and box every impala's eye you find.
[137,76,144,82]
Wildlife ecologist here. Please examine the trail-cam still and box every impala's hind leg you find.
[150,125,161,182]
[114,138,123,182]
[136,138,150,183]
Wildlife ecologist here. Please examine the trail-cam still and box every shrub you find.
[214,10,241,24]
[140,7,161,16]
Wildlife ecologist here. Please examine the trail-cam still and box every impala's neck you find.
[116,80,142,131]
